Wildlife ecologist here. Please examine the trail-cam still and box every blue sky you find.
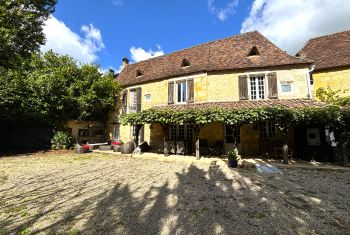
[41,0,350,72]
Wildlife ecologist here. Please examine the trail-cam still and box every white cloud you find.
[112,0,123,6]
[208,0,239,21]
[41,16,105,64]
[241,0,350,54]
[130,45,164,62]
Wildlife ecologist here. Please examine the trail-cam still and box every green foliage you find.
[316,87,350,107]
[0,51,121,126]
[121,106,338,128]
[228,148,239,161]
[51,131,72,150]
[0,0,57,68]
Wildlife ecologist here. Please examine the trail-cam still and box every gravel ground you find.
[0,151,349,235]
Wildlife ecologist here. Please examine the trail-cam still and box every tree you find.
[0,51,121,128]
[0,0,56,68]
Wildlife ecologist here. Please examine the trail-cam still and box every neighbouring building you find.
[297,30,350,98]
[115,31,331,160]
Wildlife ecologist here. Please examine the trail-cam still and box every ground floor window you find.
[260,121,276,138]
[169,124,193,141]
[225,125,240,144]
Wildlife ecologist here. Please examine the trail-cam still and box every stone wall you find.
[313,67,350,98]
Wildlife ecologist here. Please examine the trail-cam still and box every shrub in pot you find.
[228,148,239,168]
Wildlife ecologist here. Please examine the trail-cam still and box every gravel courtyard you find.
[0,152,349,235]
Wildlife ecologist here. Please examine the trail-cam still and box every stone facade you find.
[118,66,310,156]
[66,120,106,144]
[313,67,350,98]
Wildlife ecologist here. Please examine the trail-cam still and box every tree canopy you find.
[0,51,121,127]
[0,0,57,68]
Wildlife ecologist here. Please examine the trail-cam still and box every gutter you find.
[306,65,315,99]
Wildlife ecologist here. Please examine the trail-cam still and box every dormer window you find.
[181,59,190,68]
[136,69,144,77]
[247,46,260,57]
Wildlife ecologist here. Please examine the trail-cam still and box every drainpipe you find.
[306,65,315,99]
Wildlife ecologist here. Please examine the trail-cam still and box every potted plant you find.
[227,148,239,168]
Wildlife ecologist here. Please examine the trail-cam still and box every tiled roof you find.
[298,30,350,71]
[118,31,311,86]
[152,99,326,111]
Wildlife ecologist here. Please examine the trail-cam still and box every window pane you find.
[258,77,264,99]
[182,82,186,102]
[177,82,182,102]
[178,125,185,140]
[250,77,257,100]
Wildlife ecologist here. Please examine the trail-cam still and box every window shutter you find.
[267,72,278,99]
[136,88,142,112]
[168,81,174,104]
[187,78,194,103]
[122,90,128,114]
[238,75,249,100]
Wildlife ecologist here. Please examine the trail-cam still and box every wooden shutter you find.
[122,90,127,114]
[267,72,278,99]
[136,88,142,112]
[168,81,174,104]
[187,78,194,103]
[238,75,249,100]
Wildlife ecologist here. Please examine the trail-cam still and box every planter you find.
[121,141,135,154]
[228,159,238,168]
[99,145,112,151]
[113,145,122,152]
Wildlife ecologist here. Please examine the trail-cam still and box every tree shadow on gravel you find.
[1,162,350,234]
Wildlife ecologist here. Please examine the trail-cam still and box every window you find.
[260,121,276,138]
[78,129,89,137]
[181,59,190,68]
[169,124,193,141]
[136,69,144,77]
[281,84,292,92]
[176,80,187,103]
[130,90,137,113]
[225,125,240,144]
[250,75,265,100]
[248,46,260,56]
[144,94,151,101]
[122,92,127,114]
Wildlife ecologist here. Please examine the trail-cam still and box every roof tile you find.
[118,31,310,86]
[298,30,350,71]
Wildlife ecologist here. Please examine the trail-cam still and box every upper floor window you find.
[281,83,292,92]
[250,75,265,100]
[129,88,141,113]
[176,80,187,103]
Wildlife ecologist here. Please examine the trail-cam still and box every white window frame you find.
[249,74,266,100]
[175,80,187,104]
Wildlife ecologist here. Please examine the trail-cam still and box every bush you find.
[51,131,72,150]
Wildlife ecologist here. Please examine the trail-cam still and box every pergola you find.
[122,99,334,164]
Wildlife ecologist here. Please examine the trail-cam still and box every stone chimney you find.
[122,57,129,68]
